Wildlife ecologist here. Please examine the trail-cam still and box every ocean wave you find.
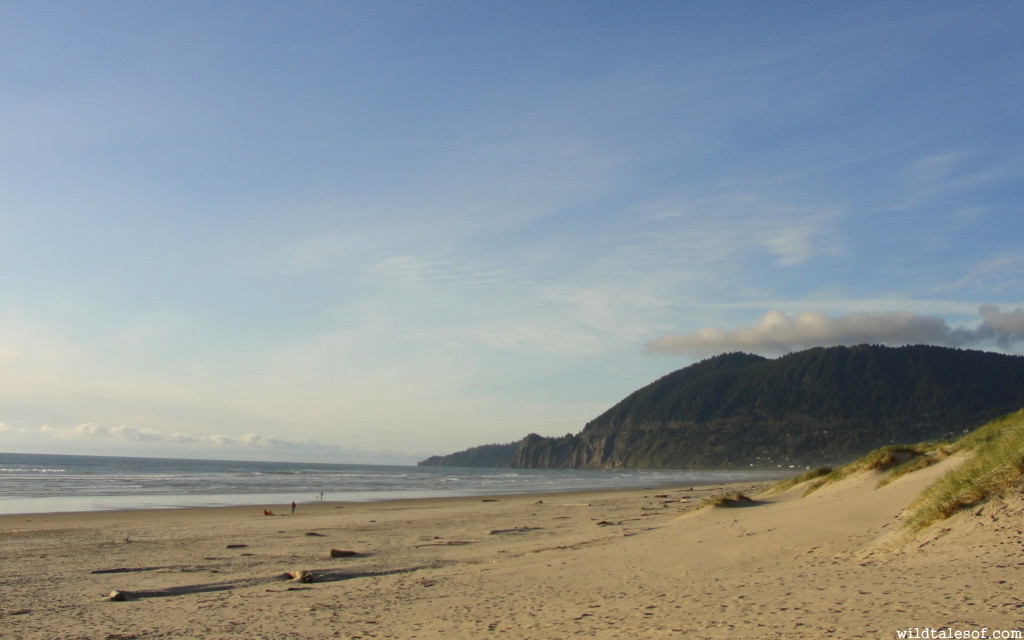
[0,452,789,515]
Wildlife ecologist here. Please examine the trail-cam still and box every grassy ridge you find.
[906,409,1024,530]
[765,466,832,495]
[769,409,1024,530]
[797,442,948,496]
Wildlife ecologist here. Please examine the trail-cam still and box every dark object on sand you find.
[713,493,757,508]
[330,549,358,558]
[489,527,543,535]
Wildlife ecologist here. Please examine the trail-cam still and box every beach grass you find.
[794,409,1024,528]
[765,466,832,495]
[905,409,1024,530]
[875,445,951,487]
[802,443,939,496]
[791,409,1024,529]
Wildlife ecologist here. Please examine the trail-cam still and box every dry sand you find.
[2,459,1022,640]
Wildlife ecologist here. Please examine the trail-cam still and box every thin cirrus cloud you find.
[645,305,1024,358]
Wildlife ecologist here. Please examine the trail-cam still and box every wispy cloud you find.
[469,325,603,355]
[3,420,419,463]
[645,305,1024,357]
[32,422,317,449]
[897,152,1024,209]
[943,253,1024,294]
[761,209,842,266]
[637,196,842,270]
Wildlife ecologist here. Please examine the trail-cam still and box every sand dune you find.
[2,462,1021,639]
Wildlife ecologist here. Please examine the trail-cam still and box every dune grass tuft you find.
[905,409,1024,530]
[876,446,951,487]
[766,466,832,495]
[751,410,1024,530]
[803,443,938,495]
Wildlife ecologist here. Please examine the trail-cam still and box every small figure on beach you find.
[320,491,324,501]
[291,501,296,514]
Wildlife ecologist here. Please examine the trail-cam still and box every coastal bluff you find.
[420,344,1024,470]
[418,442,520,468]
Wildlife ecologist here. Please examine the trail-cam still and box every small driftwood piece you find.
[489,527,543,535]
[92,566,162,574]
[411,540,472,548]
[330,549,357,558]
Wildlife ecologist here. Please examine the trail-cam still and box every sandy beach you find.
[2,458,1022,640]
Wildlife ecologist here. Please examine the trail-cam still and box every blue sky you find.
[2,1,1022,463]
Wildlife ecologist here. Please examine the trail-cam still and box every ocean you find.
[0,452,787,515]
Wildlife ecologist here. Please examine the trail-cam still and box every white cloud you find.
[645,305,1024,357]
[30,422,316,450]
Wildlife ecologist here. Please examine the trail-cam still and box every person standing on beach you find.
[291,501,296,514]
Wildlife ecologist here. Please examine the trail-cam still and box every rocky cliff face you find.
[509,418,874,469]
[509,434,575,468]
[508,433,621,469]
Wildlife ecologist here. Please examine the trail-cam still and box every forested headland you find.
[418,345,1024,469]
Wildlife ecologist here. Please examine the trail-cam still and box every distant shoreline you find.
[0,451,788,515]
[0,473,786,517]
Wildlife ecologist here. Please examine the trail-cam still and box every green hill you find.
[417,442,519,468]
[420,345,1024,469]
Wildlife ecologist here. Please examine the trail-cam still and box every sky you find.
[2,1,1023,464]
